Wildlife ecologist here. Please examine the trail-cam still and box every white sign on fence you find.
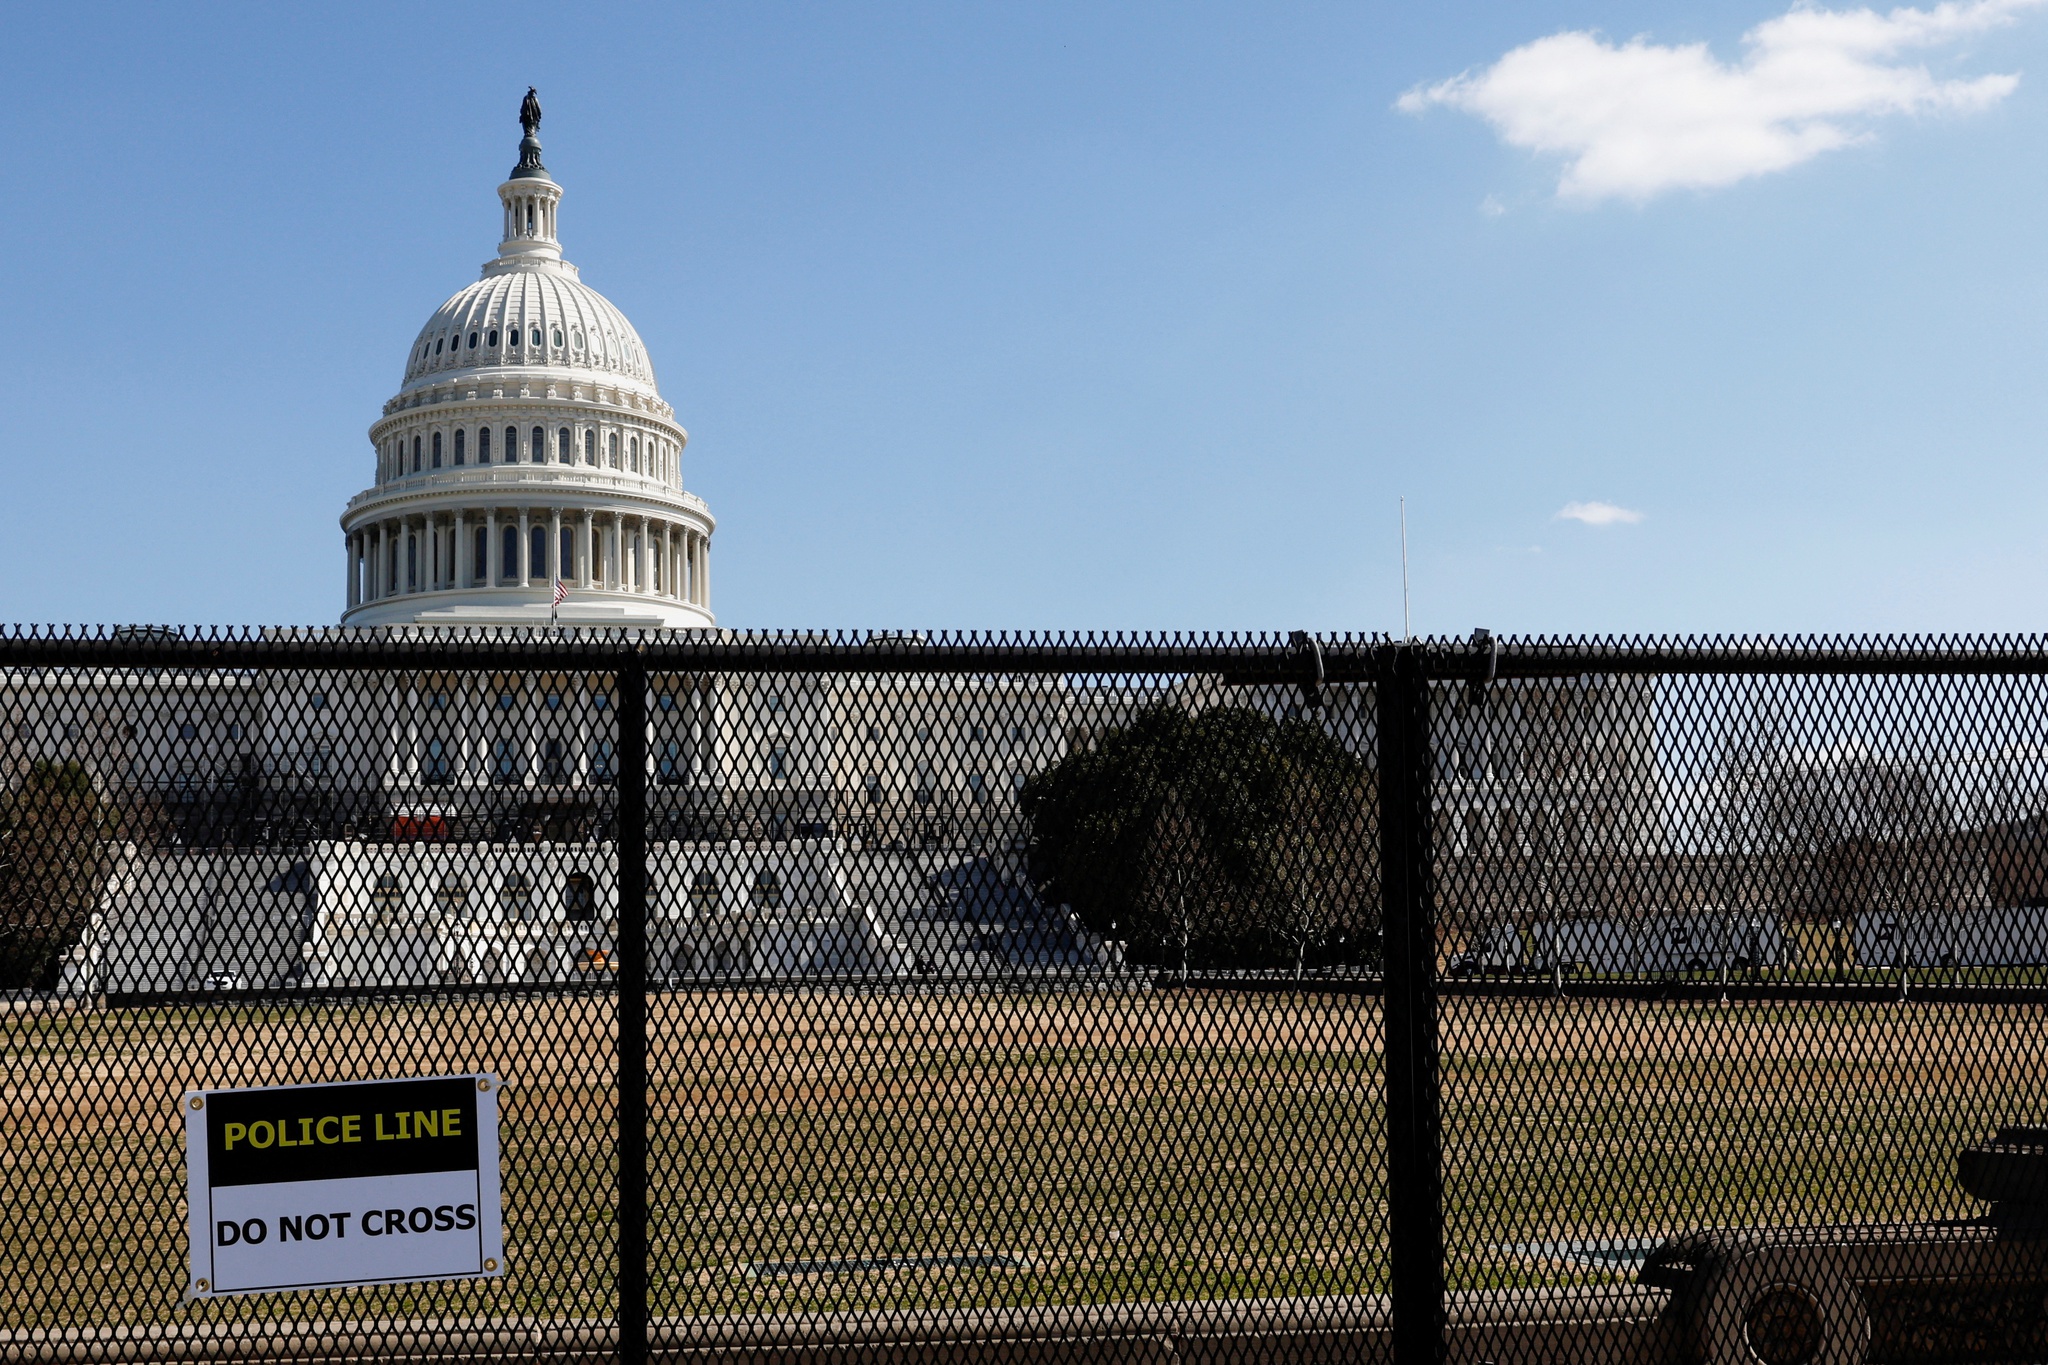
[183,1074,504,1297]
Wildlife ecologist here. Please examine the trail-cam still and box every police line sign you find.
[184,1075,504,1296]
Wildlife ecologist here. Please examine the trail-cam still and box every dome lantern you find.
[495,89,565,272]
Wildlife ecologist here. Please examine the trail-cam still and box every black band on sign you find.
[206,1078,480,1187]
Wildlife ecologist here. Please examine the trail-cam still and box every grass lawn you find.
[4,988,2042,1331]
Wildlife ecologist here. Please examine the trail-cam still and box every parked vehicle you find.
[1852,905,2048,968]
[1446,921,1528,977]
[1525,911,1787,976]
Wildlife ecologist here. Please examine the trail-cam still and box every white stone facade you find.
[340,104,713,630]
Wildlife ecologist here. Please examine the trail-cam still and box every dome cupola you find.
[494,88,566,271]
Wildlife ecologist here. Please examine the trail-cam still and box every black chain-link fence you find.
[2,629,2044,1363]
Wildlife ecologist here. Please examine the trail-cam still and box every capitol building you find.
[341,93,713,630]
[17,95,1658,995]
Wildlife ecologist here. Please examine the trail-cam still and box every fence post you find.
[616,648,650,1365]
[1377,642,1445,1365]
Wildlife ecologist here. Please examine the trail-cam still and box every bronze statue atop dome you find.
[512,88,548,179]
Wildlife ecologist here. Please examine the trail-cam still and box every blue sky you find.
[5,1,2048,635]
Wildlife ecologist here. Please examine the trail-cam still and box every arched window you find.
[467,331,479,349]
[530,525,547,579]
[473,526,487,583]
[532,427,544,463]
[478,427,491,463]
[560,526,573,576]
[447,430,458,464]
[499,873,531,920]
[502,525,519,580]
[434,337,444,354]
[558,427,571,463]
[552,328,564,348]
[487,328,499,347]
[583,430,596,464]
[413,435,422,470]
[564,874,597,921]
[629,437,639,473]
[406,535,417,591]
[530,327,541,348]
[505,426,518,462]
[608,433,619,467]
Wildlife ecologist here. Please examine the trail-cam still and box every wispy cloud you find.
[1557,500,1644,525]
[1398,0,2038,202]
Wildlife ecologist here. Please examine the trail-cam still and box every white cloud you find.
[1557,500,1644,525]
[1398,0,2037,201]
[1479,194,1508,216]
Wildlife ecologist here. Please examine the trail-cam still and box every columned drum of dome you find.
[340,92,714,630]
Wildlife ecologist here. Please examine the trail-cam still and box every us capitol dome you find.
[341,90,714,629]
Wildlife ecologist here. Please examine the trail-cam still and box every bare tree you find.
[0,761,116,990]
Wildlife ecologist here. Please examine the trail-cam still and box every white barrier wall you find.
[62,847,312,993]
[65,838,902,992]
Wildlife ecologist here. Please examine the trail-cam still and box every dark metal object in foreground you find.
[1958,1126,2048,1238]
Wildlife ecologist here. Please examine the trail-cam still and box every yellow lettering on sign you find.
[249,1121,274,1149]
[277,1118,298,1148]
[342,1114,361,1143]
[223,1122,246,1151]
[299,1117,315,1146]
[442,1107,462,1138]
[316,1116,340,1145]
[375,1112,395,1141]
[413,1110,438,1138]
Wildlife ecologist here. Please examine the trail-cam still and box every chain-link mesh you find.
[0,629,1390,1362]
[5,628,2045,1362]
[1428,638,2048,1365]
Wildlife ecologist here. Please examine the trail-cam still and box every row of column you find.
[347,509,709,609]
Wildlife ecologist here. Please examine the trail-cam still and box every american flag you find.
[552,579,569,606]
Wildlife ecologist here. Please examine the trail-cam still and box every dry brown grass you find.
[3,989,2043,1330]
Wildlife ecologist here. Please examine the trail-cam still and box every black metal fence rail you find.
[3,629,2047,1364]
